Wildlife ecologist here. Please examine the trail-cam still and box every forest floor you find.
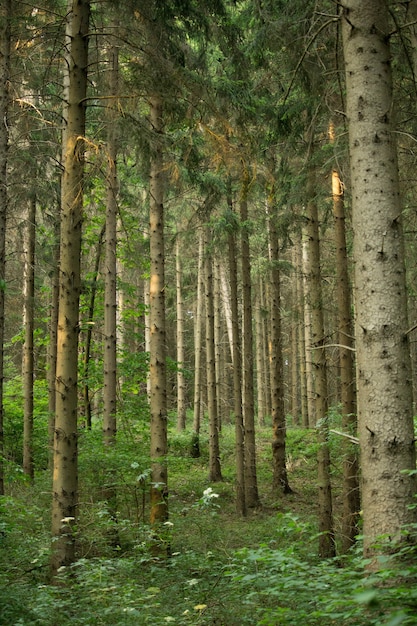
[1,420,416,625]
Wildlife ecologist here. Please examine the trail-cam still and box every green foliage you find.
[3,378,50,471]
[2,424,417,625]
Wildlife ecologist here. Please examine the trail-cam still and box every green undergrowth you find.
[1,419,417,625]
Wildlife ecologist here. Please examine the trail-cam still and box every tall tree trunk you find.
[294,231,308,428]
[51,0,90,578]
[267,188,291,495]
[192,229,204,457]
[102,29,119,545]
[22,197,36,481]
[0,0,10,497]
[103,33,118,449]
[240,170,260,508]
[331,160,360,552]
[302,236,315,428]
[82,226,104,429]
[48,213,60,468]
[148,94,169,529]
[342,0,417,558]
[290,245,300,424]
[305,147,335,558]
[205,227,222,482]
[255,275,267,427]
[176,234,186,431]
[228,220,245,515]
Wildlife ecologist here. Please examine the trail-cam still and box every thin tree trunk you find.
[82,225,105,429]
[305,149,335,558]
[240,170,260,508]
[255,275,267,427]
[290,245,300,425]
[0,0,10,497]
[176,234,186,430]
[51,0,90,578]
[342,0,417,558]
[295,231,308,428]
[148,94,169,530]
[22,197,36,481]
[205,227,222,482]
[331,160,360,552]
[267,189,291,495]
[47,214,60,468]
[102,29,119,546]
[302,235,315,428]
[228,222,246,515]
[191,229,204,457]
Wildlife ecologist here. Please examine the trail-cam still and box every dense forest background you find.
[1,1,417,624]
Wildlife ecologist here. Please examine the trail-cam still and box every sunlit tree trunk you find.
[148,94,169,528]
[22,197,36,481]
[51,0,90,577]
[205,227,222,482]
[342,0,417,558]
[240,170,260,508]
[176,234,186,430]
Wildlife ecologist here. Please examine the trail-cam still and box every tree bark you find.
[267,189,291,495]
[342,0,417,558]
[228,220,246,515]
[103,34,118,449]
[149,94,169,529]
[240,169,260,508]
[191,229,204,457]
[305,148,335,558]
[51,0,90,578]
[22,197,36,481]
[176,234,186,430]
[331,160,360,552]
[205,226,222,482]
[0,0,10,497]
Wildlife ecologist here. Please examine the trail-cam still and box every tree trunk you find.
[0,0,10,497]
[102,29,119,545]
[342,0,417,558]
[302,235,315,428]
[228,221,246,515]
[331,159,360,552]
[305,148,335,558]
[192,229,204,457]
[205,227,222,482]
[103,34,118,449]
[176,234,186,430]
[240,170,260,508]
[47,213,60,469]
[267,189,291,495]
[51,0,90,578]
[82,226,104,429]
[255,275,267,427]
[22,197,36,481]
[148,94,169,529]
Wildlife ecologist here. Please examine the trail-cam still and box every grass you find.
[1,419,416,625]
